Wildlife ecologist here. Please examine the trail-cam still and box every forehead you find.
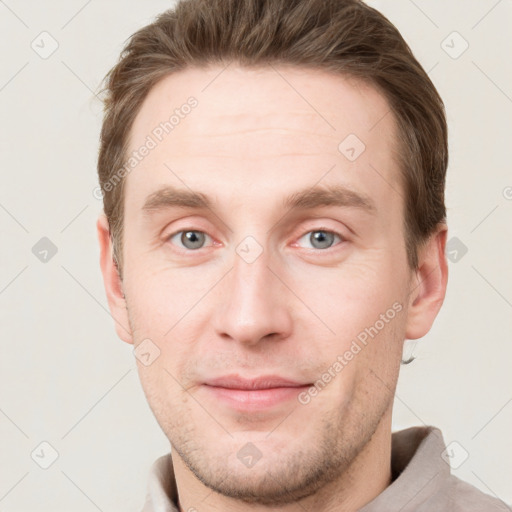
[125,65,402,219]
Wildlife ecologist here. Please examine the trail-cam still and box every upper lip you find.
[203,375,309,390]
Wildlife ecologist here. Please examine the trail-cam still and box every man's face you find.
[111,66,420,503]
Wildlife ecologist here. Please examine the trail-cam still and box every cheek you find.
[135,362,190,439]
[298,256,397,325]
[298,261,406,376]
[124,266,218,391]
[124,263,215,335]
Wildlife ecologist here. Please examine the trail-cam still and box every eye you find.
[167,230,212,251]
[296,229,344,250]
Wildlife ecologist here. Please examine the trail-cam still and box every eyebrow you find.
[141,183,377,216]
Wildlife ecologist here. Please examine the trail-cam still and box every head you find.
[97,0,448,506]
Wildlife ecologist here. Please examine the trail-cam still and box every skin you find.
[98,65,448,512]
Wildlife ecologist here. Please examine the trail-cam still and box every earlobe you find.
[404,225,449,340]
[96,213,133,345]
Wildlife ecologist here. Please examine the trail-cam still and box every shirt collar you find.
[359,425,449,511]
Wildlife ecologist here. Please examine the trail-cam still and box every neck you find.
[173,410,393,512]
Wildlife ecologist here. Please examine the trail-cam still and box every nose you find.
[212,242,293,347]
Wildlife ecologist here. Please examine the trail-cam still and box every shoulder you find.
[445,475,511,511]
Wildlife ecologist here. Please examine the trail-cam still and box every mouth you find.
[201,374,312,411]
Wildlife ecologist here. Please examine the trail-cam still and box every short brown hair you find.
[97,0,448,277]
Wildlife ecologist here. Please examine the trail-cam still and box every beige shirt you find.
[141,425,510,511]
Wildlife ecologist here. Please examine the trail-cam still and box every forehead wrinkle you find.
[169,127,343,141]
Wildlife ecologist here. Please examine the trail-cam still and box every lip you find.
[204,374,308,390]
[201,374,311,412]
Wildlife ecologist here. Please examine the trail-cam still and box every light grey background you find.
[1,1,511,510]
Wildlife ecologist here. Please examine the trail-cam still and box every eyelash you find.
[165,227,346,253]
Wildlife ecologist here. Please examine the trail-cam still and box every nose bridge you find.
[213,235,292,345]
[232,241,272,303]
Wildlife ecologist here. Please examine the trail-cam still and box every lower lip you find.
[202,385,311,411]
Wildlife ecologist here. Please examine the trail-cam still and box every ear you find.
[97,213,133,344]
[404,224,449,340]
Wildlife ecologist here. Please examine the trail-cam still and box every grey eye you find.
[297,230,341,250]
[310,231,335,249]
[169,230,209,250]
[182,231,205,249]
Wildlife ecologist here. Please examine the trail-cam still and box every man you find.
[96,0,509,510]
